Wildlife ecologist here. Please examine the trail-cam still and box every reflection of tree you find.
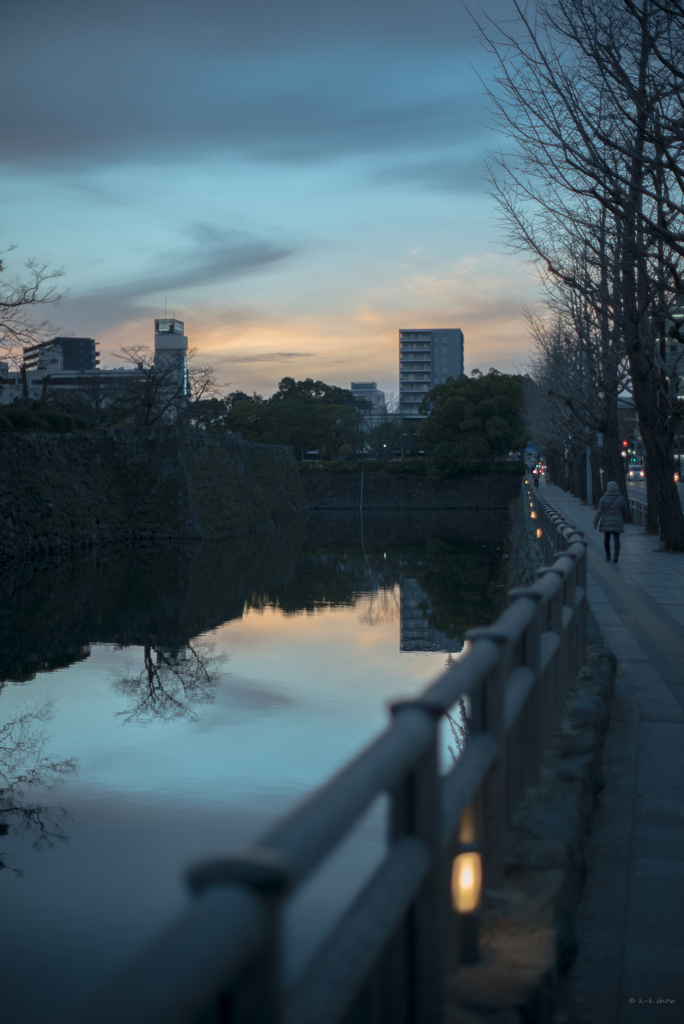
[357,587,401,626]
[247,542,507,642]
[113,640,225,724]
[411,540,507,640]
[446,696,468,765]
[0,699,78,873]
[247,549,397,615]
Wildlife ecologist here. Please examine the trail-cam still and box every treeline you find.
[479,0,684,546]
[0,363,528,481]
[192,377,364,460]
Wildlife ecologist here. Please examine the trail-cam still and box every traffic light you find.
[622,440,628,447]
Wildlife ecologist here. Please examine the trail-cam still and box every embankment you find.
[0,427,306,562]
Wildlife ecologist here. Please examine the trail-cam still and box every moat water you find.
[0,510,509,1022]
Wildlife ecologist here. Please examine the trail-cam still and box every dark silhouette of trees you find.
[197,377,363,459]
[418,370,526,477]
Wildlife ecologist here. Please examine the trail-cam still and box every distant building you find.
[23,337,99,374]
[0,319,190,408]
[399,328,464,420]
[349,382,386,419]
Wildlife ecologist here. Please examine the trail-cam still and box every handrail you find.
[629,496,647,529]
[69,479,587,1024]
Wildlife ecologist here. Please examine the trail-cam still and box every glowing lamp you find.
[536,527,543,538]
[531,511,537,519]
[451,852,482,913]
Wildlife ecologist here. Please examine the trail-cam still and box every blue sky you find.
[1,0,537,397]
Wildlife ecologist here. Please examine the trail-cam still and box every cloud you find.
[51,223,293,338]
[93,226,293,301]
[222,352,314,363]
[1,0,505,171]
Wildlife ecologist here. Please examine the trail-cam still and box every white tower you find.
[154,318,188,399]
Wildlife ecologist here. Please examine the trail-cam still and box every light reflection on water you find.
[0,511,508,1022]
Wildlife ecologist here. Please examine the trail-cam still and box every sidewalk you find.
[542,486,684,1023]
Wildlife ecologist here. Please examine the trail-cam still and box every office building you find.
[399,328,464,420]
[23,337,99,374]
[4,319,190,408]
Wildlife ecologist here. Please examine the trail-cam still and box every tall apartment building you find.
[398,328,464,420]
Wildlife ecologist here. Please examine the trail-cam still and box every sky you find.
[0,0,538,397]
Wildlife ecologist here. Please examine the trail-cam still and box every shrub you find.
[384,459,427,475]
[38,410,72,432]
[5,407,42,430]
[1,407,91,432]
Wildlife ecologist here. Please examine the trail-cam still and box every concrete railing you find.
[70,480,587,1024]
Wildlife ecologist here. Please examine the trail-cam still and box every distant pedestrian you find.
[593,481,628,562]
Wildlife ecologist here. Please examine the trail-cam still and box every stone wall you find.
[300,467,523,510]
[0,427,306,562]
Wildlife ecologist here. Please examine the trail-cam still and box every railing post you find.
[188,850,289,1024]
[568,532,588,668]
[390,701,444,1024]
[462,633,507,887]
[507,590,544,797]
[536,566,564,731]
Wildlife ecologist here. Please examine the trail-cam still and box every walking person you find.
[593,480,628,562]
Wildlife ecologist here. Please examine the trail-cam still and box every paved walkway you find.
[542,486,684,1024]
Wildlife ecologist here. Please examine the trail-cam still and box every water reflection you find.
[113,641,226,724]
[0,524,305,686]
[249,538,508,652]
[0,699,77,873]
[0,513,508,686]
[0,510,510,1023]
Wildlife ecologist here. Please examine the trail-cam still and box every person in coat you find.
[593,480,628,562]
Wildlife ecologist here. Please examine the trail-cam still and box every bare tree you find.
[476,0,684,545]
[109,345,220,427]
[0,246,67,398]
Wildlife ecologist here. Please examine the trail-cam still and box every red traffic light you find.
[622,440,628,447]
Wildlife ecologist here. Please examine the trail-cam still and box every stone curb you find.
[447,606,616,1024]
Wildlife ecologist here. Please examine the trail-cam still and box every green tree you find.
[212,377,362,458]
[418,369,527,477]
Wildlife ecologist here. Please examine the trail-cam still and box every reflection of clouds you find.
[190,677,296,734]
[215,678,295,710]
[0,699,78,873]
